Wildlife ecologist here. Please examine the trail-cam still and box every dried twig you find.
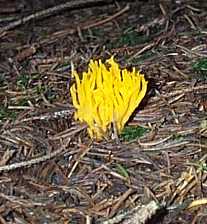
[0,124,85,172]
[0,0,113,35]
[17,4,130,51]
[0,147,64,172]
[101,201,160,224]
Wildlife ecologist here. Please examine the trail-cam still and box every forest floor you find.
[0,0,207,223]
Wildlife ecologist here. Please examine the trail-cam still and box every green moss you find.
[115,163,129,178]
[17,98,29,106]
[172,133,184,141]
[17,73,30,90]
[129,51,156,64]
[0,106,17,121]
[192,58,207,80]
[36,84,56,102]
[45,88,56,102]
[120,126,148,141]
[0,73,6,86]
[201,162,207,171]
[107,29,150,49]
[90,28,104,37]
[193,58,207,71]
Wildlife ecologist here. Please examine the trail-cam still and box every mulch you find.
[0,0,207,223]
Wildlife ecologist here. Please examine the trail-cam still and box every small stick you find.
[0,0,113,35]
[0,147,64,172]
[101,201,160,224]
[0,125,84,172]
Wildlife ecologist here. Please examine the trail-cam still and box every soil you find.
[0,0,207,223]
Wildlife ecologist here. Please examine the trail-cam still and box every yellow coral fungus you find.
[70,56,148,139]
